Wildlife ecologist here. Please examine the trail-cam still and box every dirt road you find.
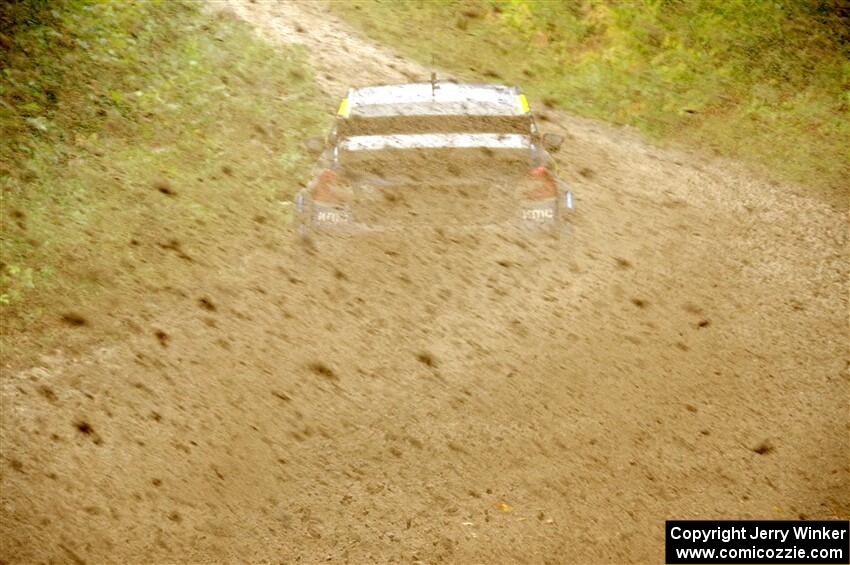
[1,1,847,563]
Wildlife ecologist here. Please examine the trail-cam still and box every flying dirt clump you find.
[59,313,88,327]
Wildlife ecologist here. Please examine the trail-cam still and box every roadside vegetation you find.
[0,0,328,361]
[331,0,849,205]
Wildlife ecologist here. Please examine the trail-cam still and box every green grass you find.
[330,0,849,205]
[0,0,329,358]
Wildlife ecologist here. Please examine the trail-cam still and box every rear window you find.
[337,114,533,137]
[340,147,531,182]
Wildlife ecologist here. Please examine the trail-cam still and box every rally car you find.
[294,79,573,236]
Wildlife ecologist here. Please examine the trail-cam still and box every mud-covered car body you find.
[295,81,573,235]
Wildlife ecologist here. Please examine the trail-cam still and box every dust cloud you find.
[0,1,846,563]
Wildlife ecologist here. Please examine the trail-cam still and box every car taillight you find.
[312,169,351,205]
[523,166,557,200]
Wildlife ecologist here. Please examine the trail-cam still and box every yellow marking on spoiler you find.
[517,94,530,113]
[337,97,350,118]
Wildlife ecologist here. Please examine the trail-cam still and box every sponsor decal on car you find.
[315,208,350,224]
[521,208,555,221]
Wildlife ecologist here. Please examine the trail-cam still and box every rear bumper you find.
[295,190,574,235]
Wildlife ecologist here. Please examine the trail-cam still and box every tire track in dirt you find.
[1,1,846,563]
